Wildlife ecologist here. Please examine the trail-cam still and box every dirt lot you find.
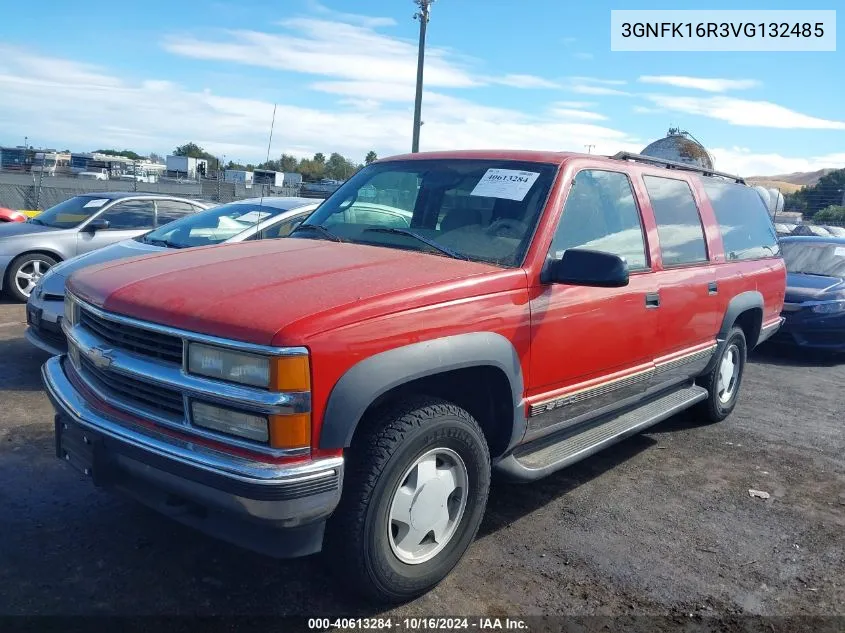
[1,297,843,627]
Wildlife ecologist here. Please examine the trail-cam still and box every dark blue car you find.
[774,236,845,353]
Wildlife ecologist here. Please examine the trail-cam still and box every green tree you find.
[784,168,845,218]
[298,158,325,181]
[173,142,219,171]
[814,205,845,222]
[96,148,144,161]
[279,153,299,172]
[313,152,326,165]
[365,151,378,165]
[325,152,357,180]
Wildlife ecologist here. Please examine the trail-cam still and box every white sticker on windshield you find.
[236,211,272,223]
[83,199,109,209]
[470,169,540,201]
[835,247,845,257]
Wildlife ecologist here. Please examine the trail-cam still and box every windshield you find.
[30,195,113,229]
[138,201,291,248]
[781,241,845,278]
[295,159,557,267]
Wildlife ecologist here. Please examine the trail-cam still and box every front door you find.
[76,199,157,255]
[527,169,658,440]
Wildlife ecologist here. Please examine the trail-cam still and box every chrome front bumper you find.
[42,355,344,558]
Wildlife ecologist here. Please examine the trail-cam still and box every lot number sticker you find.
[471,169,540,201]
[83,199,109,209]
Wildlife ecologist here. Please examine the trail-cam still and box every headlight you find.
[187,343,310,391]
[191,401,268,443]
[811,301,845,315]
[188,343,270,388]
[64,294,80,326]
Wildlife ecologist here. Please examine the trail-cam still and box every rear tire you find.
[695,326,747,423]
[325,396,490,603]
[4,253,58,302]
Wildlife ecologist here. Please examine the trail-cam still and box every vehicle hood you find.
[40,239,165,297]
[784,272,845,303]
[67,238,507,346]
[0,222,59,240]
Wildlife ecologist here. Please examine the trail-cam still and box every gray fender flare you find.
[703,290,764,374]
[318,332,526,450]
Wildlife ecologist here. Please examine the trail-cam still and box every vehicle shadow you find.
[749,343,843,368]
[479,433,655,538]
[0,335,52,392]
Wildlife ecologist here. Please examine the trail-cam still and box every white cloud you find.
[645,95,845,129]
[306,1,397,28]
[550,108,607,121]
[571,84,630,96]
[639,76,760,93]
[0,46,641,163]
[711,147,845,176]
[489,74,560,89]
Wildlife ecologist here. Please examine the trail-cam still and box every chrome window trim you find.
[46,357,339,483]
[73,295,307,357]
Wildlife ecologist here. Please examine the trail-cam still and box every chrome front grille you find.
[80,309,183,364]
[79,355,185,423]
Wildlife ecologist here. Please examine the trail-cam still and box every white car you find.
[25,196,319,355]
[78,169,110,181]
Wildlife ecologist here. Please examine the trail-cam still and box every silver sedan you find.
[0,192,210,302]
[25,196,319,355]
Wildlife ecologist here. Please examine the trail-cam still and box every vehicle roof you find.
[378,149,746,181]
[225,196,319,210]
[779,235,845,245]
[73,191,198,200]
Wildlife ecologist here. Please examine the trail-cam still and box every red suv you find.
[43,150,786,602]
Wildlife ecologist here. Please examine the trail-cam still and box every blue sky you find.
[0,0,842,175]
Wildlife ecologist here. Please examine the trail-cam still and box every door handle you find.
[645,292,660,308]
[708,281,718,295]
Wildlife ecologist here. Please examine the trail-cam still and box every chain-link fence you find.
[0,171,323,213]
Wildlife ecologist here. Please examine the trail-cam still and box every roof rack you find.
[610,151,745,184]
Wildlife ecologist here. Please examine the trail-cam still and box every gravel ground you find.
[1,298,843,628]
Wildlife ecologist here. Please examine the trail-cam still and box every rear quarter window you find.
[702,180,780,260]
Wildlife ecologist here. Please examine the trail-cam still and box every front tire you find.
[5,253,58,302]
[695,326,747,423]
[326,396,490,603]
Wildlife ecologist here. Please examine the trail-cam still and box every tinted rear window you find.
[702,180,780,260]
[643,176,708,266]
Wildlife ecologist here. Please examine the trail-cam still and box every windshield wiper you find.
[362,227,469,261]
[290,223,343,242]
[145,237,187,249]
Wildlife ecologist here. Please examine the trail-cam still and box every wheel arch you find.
[2,249,64,292]
[702,291,763,375]
[318,332,526,458]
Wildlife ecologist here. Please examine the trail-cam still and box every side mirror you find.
[542,249,630,287]
[83,218,110,233]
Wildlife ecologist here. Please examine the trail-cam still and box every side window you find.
[156,200,198,226]
[551,170,648,270]
[702,180,780,260]
[99,200,155,230]
[643,176,708,266]
[259,212,310,239]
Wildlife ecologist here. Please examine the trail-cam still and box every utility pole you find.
[411,0,434,153]
[584,144,595,155]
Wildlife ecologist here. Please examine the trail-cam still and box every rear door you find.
[527,169,659,438]
[76,199,157,255]
[640,175,723,384]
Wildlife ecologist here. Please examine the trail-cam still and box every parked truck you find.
[44,149,786,602]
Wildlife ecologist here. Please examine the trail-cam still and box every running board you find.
[495,385,708,482]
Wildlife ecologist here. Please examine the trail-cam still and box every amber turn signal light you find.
[269,413,311,449]
[269,355,311,391]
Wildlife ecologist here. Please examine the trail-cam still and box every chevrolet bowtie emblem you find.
[87,347,114,370]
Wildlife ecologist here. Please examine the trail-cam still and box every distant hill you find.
[748,168,836,191]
